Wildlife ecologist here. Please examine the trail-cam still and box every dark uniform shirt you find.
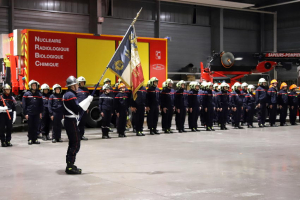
[99,93,114,112]
[161,88,175,108]
[268,87,277,104]
[278,89,288,106]
[217,90,229,108]
[175,88,188,108]
[230,90,243,108]
[146,86,160,107]
[63,90,79,116]
[255,86,268,104]
[114,92,129,113]
[48,93,63,115]
[0,94,16,112]
[289,91,298,107]
[42,93,51,110]
[243,92,256,109]
[22,90,43,115]
[188,89,200,108]
[131,86,147,107]
[77,86,90,103]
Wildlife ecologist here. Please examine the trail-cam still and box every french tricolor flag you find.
[108,25,144,100]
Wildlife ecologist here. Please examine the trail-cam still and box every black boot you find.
[6,141,12,147]
[33,140,40,144]
[81,136,88,140]
[1,142,7,147]
[191,128,196,132]
[52,139,57,143]
[46,135,52,140]
[28,140,33,145]
[65,162,82,175]
[42,135,47,141]
[154,129,160,135]
[150,129,155,135]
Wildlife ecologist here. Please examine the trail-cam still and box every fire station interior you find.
[1,0,300,199]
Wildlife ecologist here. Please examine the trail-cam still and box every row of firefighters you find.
[0,76,299,174]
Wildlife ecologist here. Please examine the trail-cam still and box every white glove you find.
[79,95,94,111]
[0,106,8,111]
[13,111,16,124]
[87,95,93,103]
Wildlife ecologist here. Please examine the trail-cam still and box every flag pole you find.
[90,7,142,97]
[78,8,143,121]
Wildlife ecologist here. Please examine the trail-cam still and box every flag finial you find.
[131,7,143,26]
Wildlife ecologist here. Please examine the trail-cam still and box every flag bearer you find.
[49,84,64,143]
[175,80,188,133]
[40,84,52,141]
[255,78,268,127]
[203,82,215,131]
[217,82,230,130]
[288,84,298,125]
[161,79,175,133]
[278,82,288,126]
[77,76,90,140]
[114,83,129,137]
[99,84,114,139]
[130,84,147,136]
[22,80,43,145]
[63,76,93,174]
[188,82,200,132]
[146,77,160,135]
[230,82,244,129]
[243,84,256,128]
[268,79,278,127]
[0,84,16,147]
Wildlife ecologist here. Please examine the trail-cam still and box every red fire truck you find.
[0,29,168,128]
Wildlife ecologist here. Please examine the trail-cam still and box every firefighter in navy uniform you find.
[217,82,230,130]
[0,84,16,147]
[161,79,175,133]
[288,84,298,125]
[114,83,129,137]
[39,84,52,141]
[63,76,93,174]
[268,79,278,127]
[175,80,188,133]
[255,78,268,127]
[212,83,219,125]
[188,82,200,132]
[146,77,160,135]
[199,81,207,127]
[131,85,147,136]
[77,76,90,140]
[230,82,244,129]
[22,80,43,145]
[278,82,288,126]
[49,84,64,143]
[203,82,215,131]
[243,85,256,128]
[240,82,248,126]
[99,84,114,139]
[161,81,167,131]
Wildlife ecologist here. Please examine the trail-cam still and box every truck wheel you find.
[86,101,102,128]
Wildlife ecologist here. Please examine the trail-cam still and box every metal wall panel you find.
[196,6,210,26]
[14,0,89,14]
[224,29,260,52]
[112,0,155,21]
[14,9,89,33]
[278,27,300,52]
[0,7,9,34]
[160,22,211,72]
[102,17,155,38]
[224,10,260,30]
[160,2,194,24]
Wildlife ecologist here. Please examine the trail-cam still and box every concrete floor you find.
[1,121,300,200]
